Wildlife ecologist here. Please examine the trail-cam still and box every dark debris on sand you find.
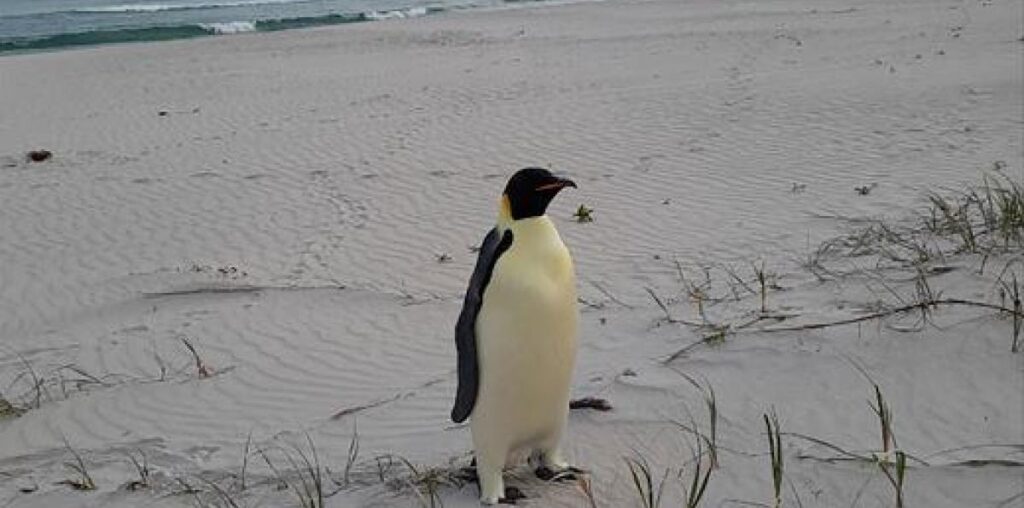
[26,150,52,162]
[569,397,612,411]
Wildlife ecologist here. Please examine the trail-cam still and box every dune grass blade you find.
[878,450,907,508]
[1001,272,1022,352]
[344,421,360,485]
[239,430,252,491]
[870,384,894,455]
[764,411,783,508]
[684,436,713,508]
[705,385,719,470]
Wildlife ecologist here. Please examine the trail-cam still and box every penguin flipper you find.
[452,227,513,423]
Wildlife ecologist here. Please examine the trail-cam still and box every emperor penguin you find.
[452,167,580,505]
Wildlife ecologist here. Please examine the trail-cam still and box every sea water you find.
[0,0,537,53]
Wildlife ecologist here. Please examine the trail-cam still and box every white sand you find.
[0,0,1022,506]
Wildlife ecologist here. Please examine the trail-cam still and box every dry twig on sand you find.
[180,336,214,378]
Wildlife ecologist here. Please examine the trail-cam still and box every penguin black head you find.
[502,167,577,220]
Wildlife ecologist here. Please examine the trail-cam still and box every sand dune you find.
[0,0,1022,506]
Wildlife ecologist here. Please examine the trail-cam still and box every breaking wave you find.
[198,21,257,34]
[0,6,445,53]
[73,0,308,14]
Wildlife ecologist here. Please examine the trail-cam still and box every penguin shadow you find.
[455,456,588,504]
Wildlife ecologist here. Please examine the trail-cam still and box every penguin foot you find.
[458,457,478,483]
[456,465,478,483]
[535,465,587,482]
[498,486,525,504]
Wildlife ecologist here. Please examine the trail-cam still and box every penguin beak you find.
[536,178,577,192]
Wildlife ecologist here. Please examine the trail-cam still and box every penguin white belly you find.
[471,217,578,464]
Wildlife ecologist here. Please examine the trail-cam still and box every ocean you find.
[0,0,532,53]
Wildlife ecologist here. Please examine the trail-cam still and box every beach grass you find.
[194,474,243,508]
[124,448,150,491]
[60,435,96,491]
[624,454,668,508]
[764,411,783,508]
[258,437,327,508]
[683,432,713,508]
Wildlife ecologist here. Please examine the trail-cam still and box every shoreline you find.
[0,0,574,57]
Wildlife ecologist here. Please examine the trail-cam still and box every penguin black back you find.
[452,227,512,423]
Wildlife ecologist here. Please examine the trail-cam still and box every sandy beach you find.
[1,0,1022,506]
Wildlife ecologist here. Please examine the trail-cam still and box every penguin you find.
[452,167,580,505]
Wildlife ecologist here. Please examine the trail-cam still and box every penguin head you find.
[502,167,577,220]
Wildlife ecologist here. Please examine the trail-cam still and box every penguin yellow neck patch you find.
[497,194,513,231]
